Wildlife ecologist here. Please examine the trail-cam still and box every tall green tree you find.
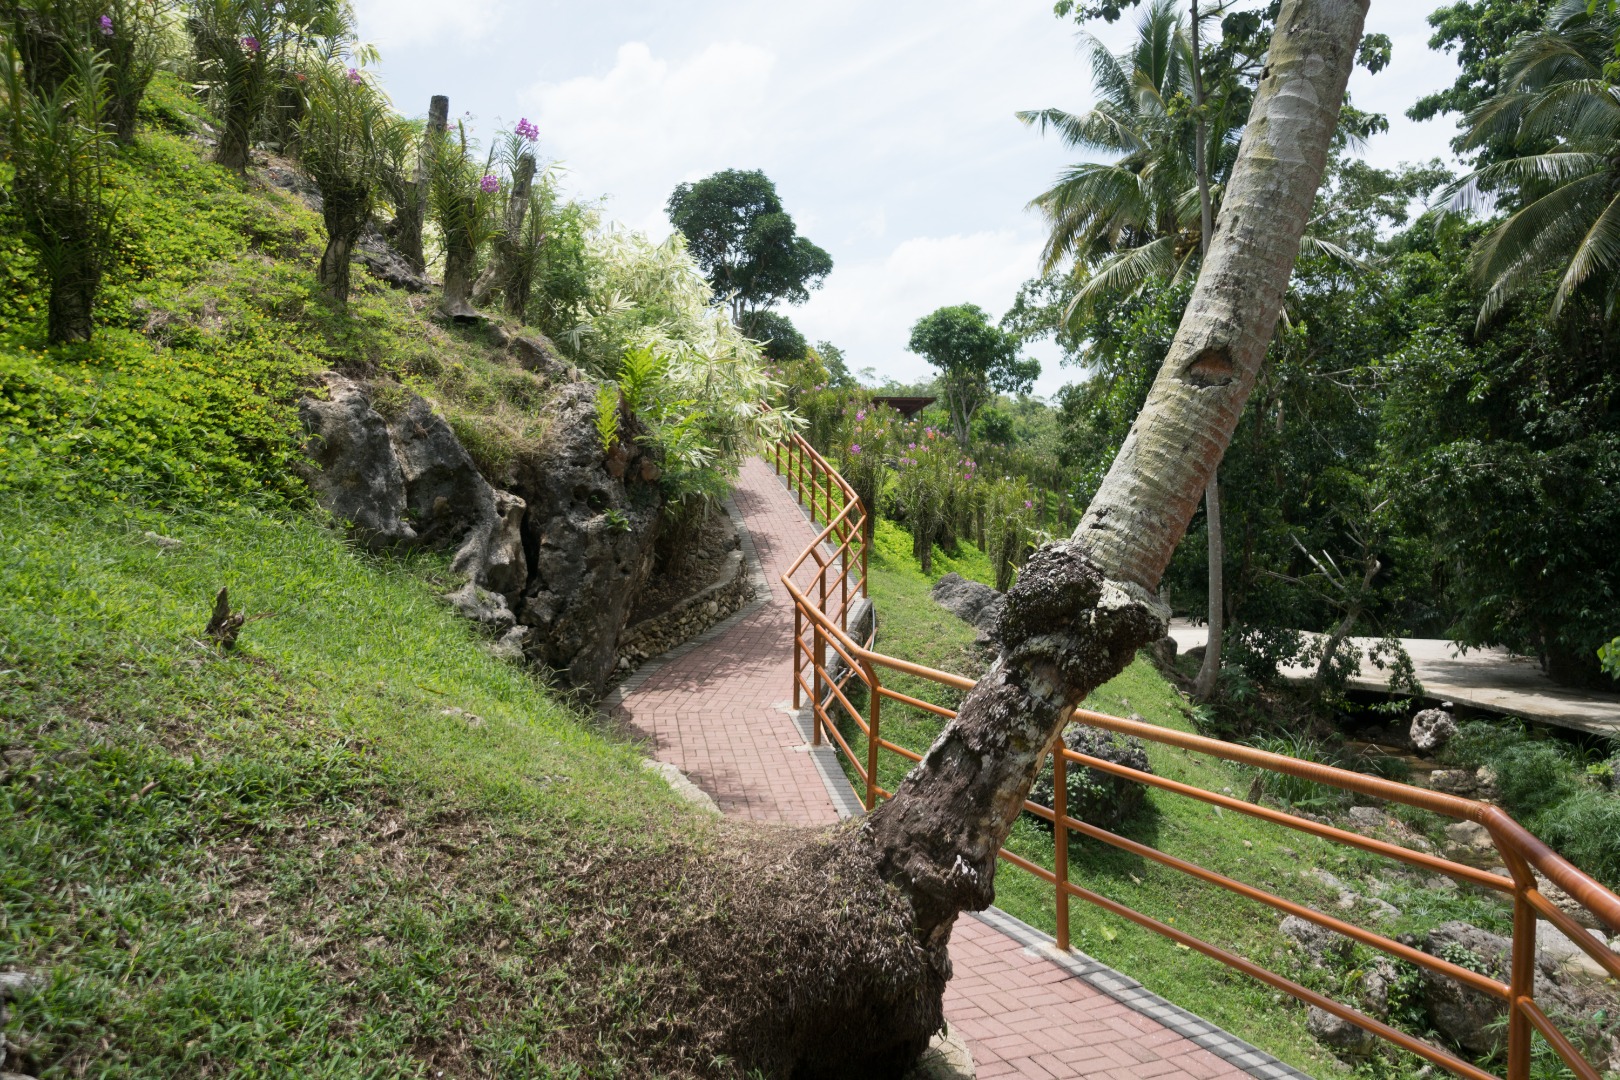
[907,303,1038,446]
[665,168,832,327]
[1407,0,1553,162]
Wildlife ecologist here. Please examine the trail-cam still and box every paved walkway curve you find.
[607,457,1300,1080]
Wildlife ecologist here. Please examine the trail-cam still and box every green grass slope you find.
[0,75,724,1079]
[1,497,709,1077]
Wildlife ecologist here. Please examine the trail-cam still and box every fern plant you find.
[594,383,620,453]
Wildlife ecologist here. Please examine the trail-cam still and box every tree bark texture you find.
[397,95,448,274]
[47,248,99,344]
[1189,0,1226,702]
[318,183,369,305]
[864,0,1368,942]
[1193,475,1224,699]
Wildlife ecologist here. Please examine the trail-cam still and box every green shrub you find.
[1532,787,1620,888]
[1490,741,1579,820]
[1245,733,1347,811]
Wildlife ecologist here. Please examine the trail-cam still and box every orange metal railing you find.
[771,433,1620,1080]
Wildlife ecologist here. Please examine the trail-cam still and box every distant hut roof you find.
[872,395,936,419]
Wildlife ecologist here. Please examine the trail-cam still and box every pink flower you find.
[479,174,500,193]
[515,117,539,141]
[240,35,260,52]
[850,443,862,455]
[99,14,113,34]
[347,67,363,84]
[856,410,866,421]
[1024,500,1033,509]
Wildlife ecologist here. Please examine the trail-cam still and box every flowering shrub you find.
[293,58,391,302]
[425,120,502,317]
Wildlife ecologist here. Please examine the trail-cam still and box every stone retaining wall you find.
[613,548,755,675]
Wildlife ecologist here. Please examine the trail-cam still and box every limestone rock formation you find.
[930,572,1006,641]
[298,376,416,550]
[506,382,661,694]
[299,373,665,696]
[1409,708,1457,753]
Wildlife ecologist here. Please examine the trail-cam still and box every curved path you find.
[606,458,1300,1080]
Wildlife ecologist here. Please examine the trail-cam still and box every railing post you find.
[792,605,803,710]
[861,522,869,601]
[811,622,825,746]
[865,660,881,811]
[1507,894,1537,1080]
[1053,739,1070,952]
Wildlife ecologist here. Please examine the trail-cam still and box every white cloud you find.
[526,41,777,232]
[794,230,1065,394]
[354,0,502,50]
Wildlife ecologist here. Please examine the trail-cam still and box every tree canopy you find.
[907,304,1039,445]
[665,169,833,324]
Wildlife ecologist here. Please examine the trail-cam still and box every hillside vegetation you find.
[0,71,810,1080]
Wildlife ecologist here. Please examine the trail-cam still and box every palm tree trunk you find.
[1188,0,1226,701]
[864,0,1368,941]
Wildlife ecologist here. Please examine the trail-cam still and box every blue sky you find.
[353,0,1464,399]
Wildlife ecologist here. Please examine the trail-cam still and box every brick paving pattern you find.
[610,456,1261,1079]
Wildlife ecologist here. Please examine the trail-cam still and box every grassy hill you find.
[0,75,731,1079]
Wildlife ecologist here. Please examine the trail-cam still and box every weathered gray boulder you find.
[356,221,432,293]
[301,377,529,600]
[931,572,1005,640]
[299,376,416,549]
[388,395,496,552]
[1429,769,1478,797]
[1148,635,1178,670]
[1409,708,1457,753]
[444,582,515,630]
[508,383,661,696]
[1028,722,1152,831]
[1420,921,1587,1056]
[1281,914,1349,967]
[1307,1007,1379,1057]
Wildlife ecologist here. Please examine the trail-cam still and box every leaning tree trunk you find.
[1193,475,1225,698]
[859,0,1368,1008]
[1189,0,1226,702]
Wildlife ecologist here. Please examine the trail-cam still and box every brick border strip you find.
[770,466,1311,1080]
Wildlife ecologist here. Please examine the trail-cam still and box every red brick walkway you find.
[610,457,1274,1080]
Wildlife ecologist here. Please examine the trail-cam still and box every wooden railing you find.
[771,433,1620,1080]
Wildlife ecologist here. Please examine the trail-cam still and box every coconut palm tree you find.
[1018,0,1243,317]
[1452,0,1620,325]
